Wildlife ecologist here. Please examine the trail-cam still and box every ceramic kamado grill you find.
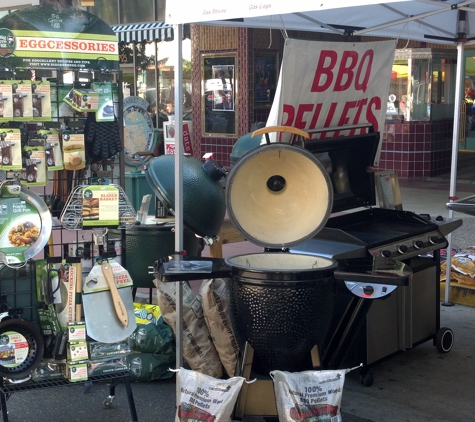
[154,127,414,397]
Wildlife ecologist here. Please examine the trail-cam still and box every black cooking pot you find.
[224,126,338,374]
[145,154,227,238]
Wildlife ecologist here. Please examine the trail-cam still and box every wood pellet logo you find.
[0,29,15,58]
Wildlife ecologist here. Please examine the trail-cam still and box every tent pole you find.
[174,23,184,401]
[444,41,464,306]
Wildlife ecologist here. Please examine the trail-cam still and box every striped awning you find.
[111,22,174,44]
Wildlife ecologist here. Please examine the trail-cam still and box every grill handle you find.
[333,269,410,286]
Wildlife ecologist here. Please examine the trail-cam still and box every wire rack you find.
[0,371,132,393]
[59,183,137,230]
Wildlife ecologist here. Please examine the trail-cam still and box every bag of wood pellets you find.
[175,367,245,422]
[155,280,223,378]
[271,368,351,422]
[199,278,240,377]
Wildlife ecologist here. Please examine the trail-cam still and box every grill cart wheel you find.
[435,327,454,353]
[360,371,374,387]
[103,396,114,408]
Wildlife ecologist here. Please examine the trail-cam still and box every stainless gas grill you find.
[290,127,462,373]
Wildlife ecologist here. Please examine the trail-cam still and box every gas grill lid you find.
[304,129,380,213]
[226,142,333,249]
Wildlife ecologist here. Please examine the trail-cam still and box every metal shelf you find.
[0,371,138,422]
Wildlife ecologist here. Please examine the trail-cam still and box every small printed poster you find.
[211,65,234,111]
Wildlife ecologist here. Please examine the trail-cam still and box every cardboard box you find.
[67,341,89,362]
[65,361,88,382]
[68,323,86,342]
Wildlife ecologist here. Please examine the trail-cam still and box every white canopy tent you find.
[166,0,475,371]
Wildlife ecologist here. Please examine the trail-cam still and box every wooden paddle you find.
[100,261,128,327]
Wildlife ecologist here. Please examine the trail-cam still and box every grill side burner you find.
[314,208,460,261]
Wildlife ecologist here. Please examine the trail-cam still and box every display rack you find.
[0,50,138,422]
[0,68,134,421]
[0,371,138,422]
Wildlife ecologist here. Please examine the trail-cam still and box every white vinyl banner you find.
[266,38,397,152]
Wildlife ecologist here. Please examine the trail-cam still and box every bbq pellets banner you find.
[266,38,396,166]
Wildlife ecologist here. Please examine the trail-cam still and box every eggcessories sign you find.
[266,38,396,156]
[0,5,119,70]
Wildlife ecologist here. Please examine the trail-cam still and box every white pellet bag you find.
[175,367,245,422]
[271,368,351,422]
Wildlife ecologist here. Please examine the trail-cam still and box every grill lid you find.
[145,154,227,238]
[226,128,333,249]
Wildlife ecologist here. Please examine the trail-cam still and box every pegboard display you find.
[0,68,127,321]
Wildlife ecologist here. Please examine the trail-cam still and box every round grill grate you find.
[0,318,44,380]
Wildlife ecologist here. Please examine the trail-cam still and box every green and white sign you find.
[0,28,15,58]
[0,5,119,70]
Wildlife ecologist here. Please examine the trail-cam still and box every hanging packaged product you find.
[81,184,119,228]
[38,129,63,171]
[62,130,85,170]
[57,261,78,330]
[11,80,33,121]
[22,146,48,186]
[63,86,99,113]
[91,82,117,122]
[0,82,13,121]
[31,81,52,121]
[0,129,22,170]
[0,182,52,266]
[50,84,73,119]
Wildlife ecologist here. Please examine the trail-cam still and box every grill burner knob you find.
[398,245,408,254]
[429,236,439,245]
[414,240,424,249]
[363,285,375,296]
[381,249,391,257]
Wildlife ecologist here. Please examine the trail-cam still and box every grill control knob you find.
[398,245,408,254]
[363,285,375,296]
[429,236,439,245]
[381,249,391,258]
[414,240,424,249]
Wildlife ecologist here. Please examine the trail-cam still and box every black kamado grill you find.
[153,126,411,378]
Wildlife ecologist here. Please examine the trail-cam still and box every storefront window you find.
[431,59,456,120]
[201,53,237,136]
[387,59,410,121]
[119,0,153,24]
[119,41,192,129]
[411,59,430,120]
[386,49,457,122]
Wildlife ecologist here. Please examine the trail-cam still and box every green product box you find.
[65,360,88,382]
